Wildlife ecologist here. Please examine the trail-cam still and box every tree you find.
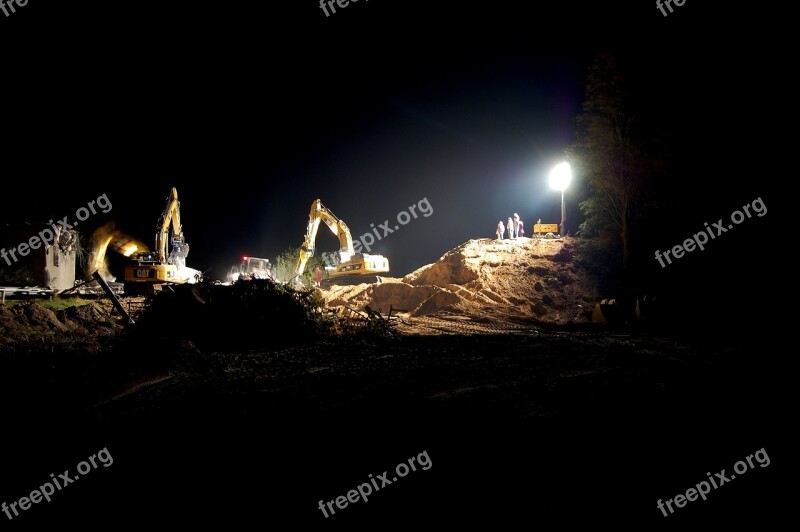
[273,246,326,288]
[567,53,656,274]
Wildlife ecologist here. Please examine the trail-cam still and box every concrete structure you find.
[1,224,78,292]
[34,226,78,291]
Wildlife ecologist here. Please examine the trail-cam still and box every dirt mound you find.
[0,301,120,354]
[0,304,19,334]
[322,237,597,324]
[404,249,479,286]
[133,279,328,350]
[326,281,461,317]
[16,302,68,331]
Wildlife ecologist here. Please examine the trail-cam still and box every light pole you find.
[548,162,572,237]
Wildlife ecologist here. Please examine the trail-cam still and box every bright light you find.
[243,256,249,261]
[549,162,572,192]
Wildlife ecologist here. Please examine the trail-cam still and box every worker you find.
[314,266,323,287]
[517,217,525,237]
[507,217,515,239]
[513,213,521,237]
[496,220,505,240]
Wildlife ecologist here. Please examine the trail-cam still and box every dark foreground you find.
[1,328,789,527]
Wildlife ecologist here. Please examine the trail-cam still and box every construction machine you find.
[124,187,201,293]
[532,221,560,238]
[227,256,274,283]
[295,199,389,286]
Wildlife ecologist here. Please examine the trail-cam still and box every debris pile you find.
[133,279,329,350]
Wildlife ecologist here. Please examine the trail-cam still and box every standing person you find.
[496,220,505,240]
[517,218,525,237]
[314,266,323,287]
[513,213,521,238]
[507,217,515,239]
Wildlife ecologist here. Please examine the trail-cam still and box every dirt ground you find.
[1,316,789,527]
[0,238,790,527]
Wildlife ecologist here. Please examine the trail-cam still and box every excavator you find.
[123,187,201,293]
[295,199,389,286]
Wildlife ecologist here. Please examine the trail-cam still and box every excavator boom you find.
[155,187,183,263]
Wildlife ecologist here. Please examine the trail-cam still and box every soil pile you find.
[132,279,328,350]
[0,301,119,354]
[324,237,597,324]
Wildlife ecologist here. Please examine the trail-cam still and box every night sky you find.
[1,1,779,291]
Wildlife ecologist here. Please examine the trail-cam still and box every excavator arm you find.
[154,187,184,263]
[295,199,354,277]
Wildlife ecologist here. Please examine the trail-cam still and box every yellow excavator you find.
[124,187,201,293]
[295,199,389,286]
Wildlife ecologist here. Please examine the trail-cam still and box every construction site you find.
[0,0,785,526]
[0,186,784,527]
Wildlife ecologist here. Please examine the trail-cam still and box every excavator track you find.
[322,274,385,287]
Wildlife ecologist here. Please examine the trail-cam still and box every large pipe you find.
[91,270,134,325]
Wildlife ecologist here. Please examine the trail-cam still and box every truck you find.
[227,256,274,283]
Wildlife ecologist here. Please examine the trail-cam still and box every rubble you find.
[132,279,330,350]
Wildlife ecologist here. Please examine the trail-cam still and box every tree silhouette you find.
[568,53,657,275]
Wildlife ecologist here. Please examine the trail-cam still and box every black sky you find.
[1,1,780,286]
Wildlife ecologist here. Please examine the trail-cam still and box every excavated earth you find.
[324,237,596,330]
